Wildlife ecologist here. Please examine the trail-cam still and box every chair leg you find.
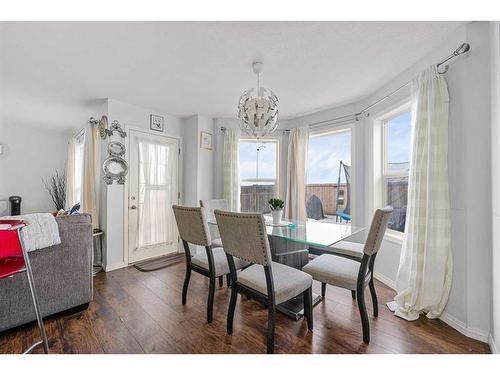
[218,275,223,288]
[303,287,313,331]
[267,304,276,354]
[207,276,216,323]
[25,260,49,353]
[227,287,238,334]
[182,267,191,305]
[321,282,326,298]
[369,279,378,317]
[226,274,231,287]
[351,290,356,300]
[357,286,370,344]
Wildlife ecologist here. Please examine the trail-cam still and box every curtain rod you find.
[305,42,471,129]
[220,43,470,134]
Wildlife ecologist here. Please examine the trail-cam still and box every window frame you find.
[238,136,281,205]
[371,101,411,242]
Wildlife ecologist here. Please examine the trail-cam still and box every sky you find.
[387,111,412,165]
[307,131,351,184]
[238,111,411,184]
[239,140,277,179]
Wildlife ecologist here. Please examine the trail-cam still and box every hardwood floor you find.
[0,262,491,354]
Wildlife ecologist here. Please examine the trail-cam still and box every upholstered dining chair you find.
[214,210,313,354]
[200,198,228,244]
[172,205,248,323]
[302,206,393,344]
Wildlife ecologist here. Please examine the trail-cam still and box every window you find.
[66,132,85,207]
[306,128,352,222]
[238,139,279,213]
[383,110,411,233]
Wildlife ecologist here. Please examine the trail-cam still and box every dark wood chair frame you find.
[181,240,227,323]
[309,247,378,344]
[225,253,313,354]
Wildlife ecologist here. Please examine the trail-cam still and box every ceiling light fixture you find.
[237,62,279,138]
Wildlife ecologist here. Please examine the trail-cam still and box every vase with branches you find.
[42,170,66,211]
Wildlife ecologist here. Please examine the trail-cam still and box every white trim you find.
[123,126,183,266]
[489,333,498,354]
[105,262,127,272]
[440,312,490,343]
[374,271,491,345]
[384,231,404,245]
[374,271,396,290]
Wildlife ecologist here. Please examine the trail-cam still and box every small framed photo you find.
[150,114,164,132]
[200,131,213,150]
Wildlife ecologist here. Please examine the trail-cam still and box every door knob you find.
[130,205,137,210]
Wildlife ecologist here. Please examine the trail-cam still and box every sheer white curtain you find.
[65,133,85,208]
[137,141,175,249]
[285,126,309,220]
[82,125,100,228]
[222,128,240,211]
[392,65,452,321]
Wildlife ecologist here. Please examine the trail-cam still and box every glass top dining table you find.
[207,215,365,250]
[207,214,365,320]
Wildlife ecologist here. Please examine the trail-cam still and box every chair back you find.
[172,205,212,246]
[214,210,271,266]
[363,206,393,255]
[200,199,229,219]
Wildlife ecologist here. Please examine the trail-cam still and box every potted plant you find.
[268,198,285,225]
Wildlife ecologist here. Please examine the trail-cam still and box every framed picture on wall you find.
[150,114,164,132]
[200,131,213,150]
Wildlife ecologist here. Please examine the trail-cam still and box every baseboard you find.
[374,271,396,290]
[373,271,491,345]
[440,312,489,343]
[489,333,498,354]
[104,262,127,272]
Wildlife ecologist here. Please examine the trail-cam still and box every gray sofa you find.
[0,214,93,332]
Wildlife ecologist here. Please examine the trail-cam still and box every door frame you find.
[123,126,183,265]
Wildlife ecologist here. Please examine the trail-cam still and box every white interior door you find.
[128,130,179,263]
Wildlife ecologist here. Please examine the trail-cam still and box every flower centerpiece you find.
[268,198,284,225]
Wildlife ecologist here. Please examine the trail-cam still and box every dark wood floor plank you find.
[0,262,491,354]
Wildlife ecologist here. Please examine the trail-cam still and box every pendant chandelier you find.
[237,62,279,138]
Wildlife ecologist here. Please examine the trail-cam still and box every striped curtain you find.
[393,65,452,321]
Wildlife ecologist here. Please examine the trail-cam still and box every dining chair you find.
[172,205,248,323]
[302,206,393,344]
[214,209,313,354]
[0,220,49,354]
[199,198,228,248]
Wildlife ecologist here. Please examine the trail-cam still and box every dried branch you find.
[42,170,66,211]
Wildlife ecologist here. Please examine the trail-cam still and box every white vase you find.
[271,209,283,225]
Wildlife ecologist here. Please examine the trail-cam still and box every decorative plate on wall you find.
[108,141,126,157]
[102,156,128,185]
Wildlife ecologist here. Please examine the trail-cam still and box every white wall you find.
[490,21,500,354]
[0,123,70,214]
[197,115,215,204]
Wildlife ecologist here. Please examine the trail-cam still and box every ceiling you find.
[0,21,465,130]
